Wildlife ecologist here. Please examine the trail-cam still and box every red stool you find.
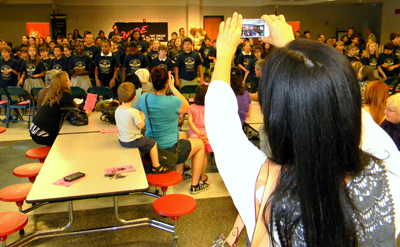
[153,194,196,247]
[25,146,51,163]
[13,163,43,183]
[0,184,33,212]
[146,171,182,196]
[0,127,6,134]
[0,212,28,245]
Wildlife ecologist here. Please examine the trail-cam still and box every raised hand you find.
[261,15,294,48]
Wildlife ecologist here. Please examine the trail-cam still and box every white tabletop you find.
[245,101,263,124]
[26,132,148,203]
[59,111,116,134]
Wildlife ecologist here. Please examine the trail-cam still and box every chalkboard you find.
[115,22,168,42]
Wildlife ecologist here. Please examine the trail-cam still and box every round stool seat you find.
[0,184,33,204]
[13,163,43,182]
[147,171,182,187]
[0,212,28,241]
[25,146,51,163]
[0,127,6,134]
[153,194,196,219]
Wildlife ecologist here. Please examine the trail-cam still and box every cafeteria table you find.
[59,111,115,134]
[245,101,263,124]
[8,132,174,246]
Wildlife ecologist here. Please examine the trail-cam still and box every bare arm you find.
[243,70,250,85]
[247,103,252,117]
[174,67,180,87]
[168,74,189,113]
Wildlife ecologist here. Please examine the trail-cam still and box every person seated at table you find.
[122,73,144,111]
[30,71,92,146]
[205,12,398,246]
[231,66,251,126]
[139,67,209,194]
[36,69,59,111]
[363,81,389,125]
[135,68,154,93]
[381,93,400,150]
[115,82,167,173]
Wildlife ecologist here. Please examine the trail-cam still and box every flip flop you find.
[152,165,174,174]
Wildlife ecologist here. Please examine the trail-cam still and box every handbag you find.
[64,107,88,126]
[145,94,179,167]
[100,107,117,125]
[210,160,274,247]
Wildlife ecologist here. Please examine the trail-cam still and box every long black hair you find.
[259,38,365,246]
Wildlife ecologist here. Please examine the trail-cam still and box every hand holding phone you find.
[241,19,270,39]
[64,172,85,182]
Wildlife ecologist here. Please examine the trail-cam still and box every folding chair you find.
[5,87,31,128]
[70,86,87,99]
[87,86,114,100]
[0,88,7,122]
[30,87,43,123]
[383,76,400,95]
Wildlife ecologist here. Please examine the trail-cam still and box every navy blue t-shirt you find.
[20,60,46,79]
[84,45,101,61]
[361,55,378,70]
[199,46,214,68]
[151,57,174,71]
[378,53,399,78]
[48,56,69,71]
[168,50,181,62]
[41,58,52,71]
[175,51,203,81]
[237,52,254,70]
[246,58,259,83]
[67,54,93,72]
[0,58,19,88]
[147,50,159,63]
[94,53,120,85]
[122,53,150,74]
[346,55,359,63]
[234,44,243,65]
[135,41,147,54]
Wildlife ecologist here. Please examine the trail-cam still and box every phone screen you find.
[241,19,270,38]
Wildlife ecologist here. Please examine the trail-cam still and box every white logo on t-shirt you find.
[384,58,394,66]
[1,65,11,79]
[84,51,93,58]
[53,64,62,71]
[185,57,195,70]
[75,61,86,70]
[129,59,141,71]
[99,60,111,74]
[27,63,36,77]
[158,64,168,70]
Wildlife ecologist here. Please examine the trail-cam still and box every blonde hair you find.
[386,94,400,114]
[42,72,71,107]
[362,42,378,59]
[351,62,362,76]
[364,81,389,124]
[135,68,150,83]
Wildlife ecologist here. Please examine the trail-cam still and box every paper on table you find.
[100,128,119,134]
[52,173,87,187]
[104,165,136,175]
[83,93,97,111]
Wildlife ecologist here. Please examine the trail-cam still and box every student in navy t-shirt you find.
[0,46,19,88]
[94,40,120,88]
[151,44,174,76]
[17,46,45,93]
[236,41,254,73]
[67,41,93,92]
[48,45,69,72]
[378,42,400,79]
[199,38,214,82]
[175,37,203,88]
[83,34,101,61]
[122,42,150,82]
[147,40,160,64]
[242,45,263,93]
[346,45,360,63]
[131,31,147,55]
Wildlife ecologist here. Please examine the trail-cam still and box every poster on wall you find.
[115,22,168,42]
[50,14,67,40]
[26,23,50,38]
[287,22,300,33]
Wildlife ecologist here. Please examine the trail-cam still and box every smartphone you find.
[241,19,270,38]
[64,172,85,182]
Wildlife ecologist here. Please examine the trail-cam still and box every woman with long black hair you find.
[206,13,400,246]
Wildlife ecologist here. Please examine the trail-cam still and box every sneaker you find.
[182,173,192,182]
[190,180,210,194]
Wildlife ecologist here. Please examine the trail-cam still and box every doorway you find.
[204,16,224,42]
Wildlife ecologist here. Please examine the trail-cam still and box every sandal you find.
[152,165,174,174]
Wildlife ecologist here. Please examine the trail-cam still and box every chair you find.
[5,87,31,128]
[13,163,43,183]
[383,76,400,95]
[25,146,51,163]
[0,88,7,122]
[180,85,198,103]
[0,212,28,245]
[0,183,33,211]
[70,86,87,99]
[87,86,114,100]
[146,171,182,196]
[30,87,43,122]
[153,194,197,247]
[0,127,5,134]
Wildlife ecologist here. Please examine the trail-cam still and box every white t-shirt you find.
[115,105,143,142]
[205,80,400,241]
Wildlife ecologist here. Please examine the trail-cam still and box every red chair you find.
[13,163,43,183]
[0,212,28,245]
[146,171,182,196]
[25,146,51,163]
[0,127,6,134]
[153,194,197,247]
[0,184,33,211]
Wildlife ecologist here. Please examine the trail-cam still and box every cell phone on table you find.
[64,172,85,182]
[241,19,270,38]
